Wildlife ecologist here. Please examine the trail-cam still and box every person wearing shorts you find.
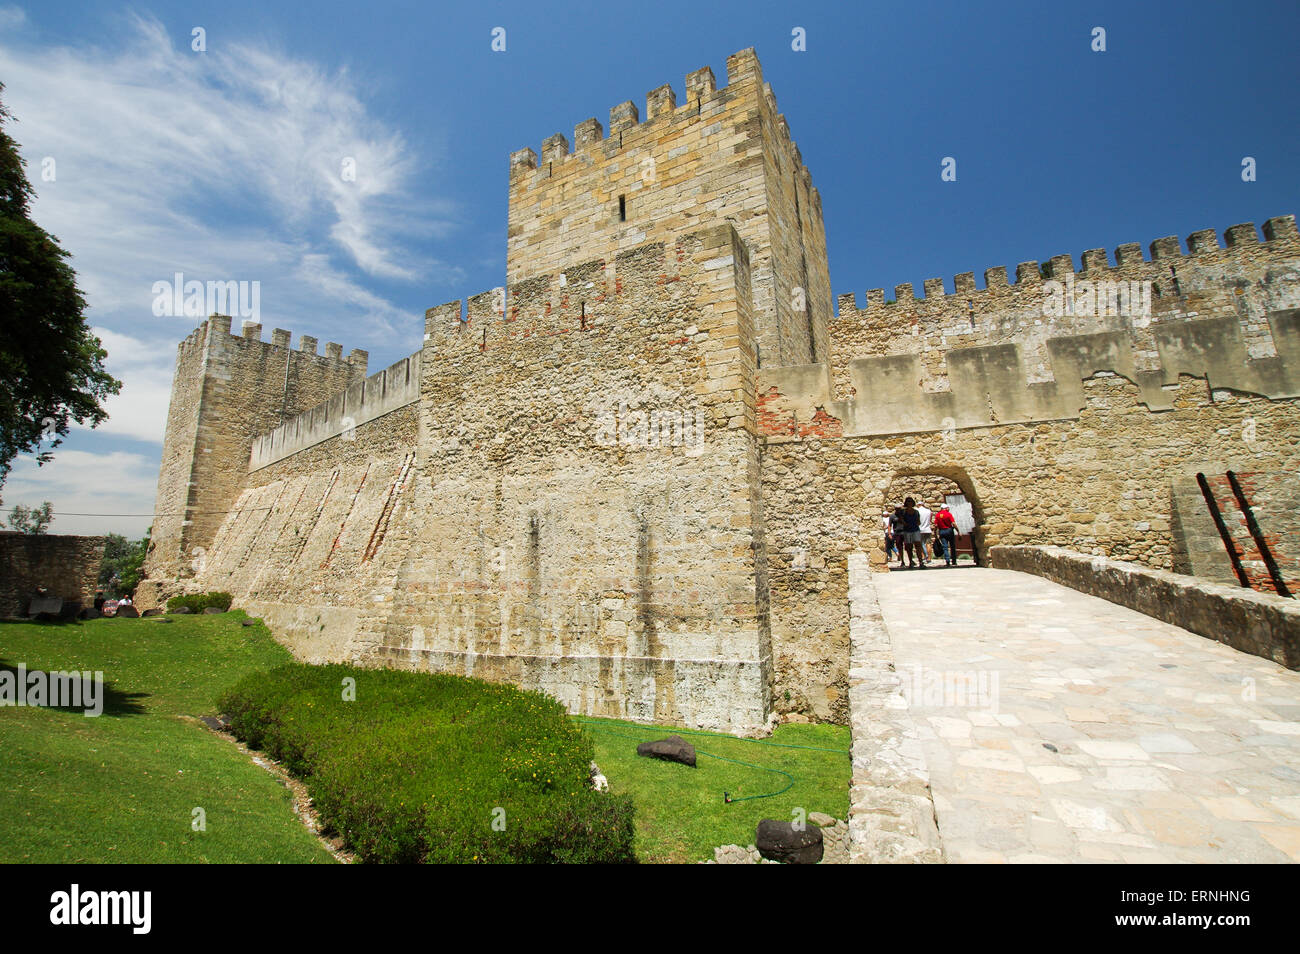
[902,497,924,568]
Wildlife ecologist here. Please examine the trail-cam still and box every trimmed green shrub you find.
[218,663,636,864]
[167,591,233,613]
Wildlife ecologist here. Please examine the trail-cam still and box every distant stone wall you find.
[0,532,105,617]
[250,351,422,470]
[989,545,1300,670]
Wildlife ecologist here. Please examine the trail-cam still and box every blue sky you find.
[1,0,1297,537]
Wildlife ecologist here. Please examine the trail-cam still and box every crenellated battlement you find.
[176,313,368,374]
[837,215,1300,315]
[829,214,1300,397]
[508,49,777,180]
[424,228,739,353]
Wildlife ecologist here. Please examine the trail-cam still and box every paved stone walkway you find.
[870,566,1300,863]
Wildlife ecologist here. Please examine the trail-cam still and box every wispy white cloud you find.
[0,11,456,534]
[0,12,457,346]
[83,326,175,445]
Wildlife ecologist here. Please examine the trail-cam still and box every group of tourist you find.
[883,498,959,569]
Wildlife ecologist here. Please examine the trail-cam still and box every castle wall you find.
[183,226,777,733]
[760,234,1300,717]
[190,404,418,660]
[506,49,829,370]
[250,351,421,470]
[372,226,771,732]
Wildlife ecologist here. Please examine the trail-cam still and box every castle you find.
[137,48,1300,733]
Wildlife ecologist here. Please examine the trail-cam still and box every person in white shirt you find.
[916,502,933,566]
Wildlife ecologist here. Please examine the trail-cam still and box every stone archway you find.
[873,467,986,568]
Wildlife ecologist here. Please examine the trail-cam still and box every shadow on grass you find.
[0,659,150,716]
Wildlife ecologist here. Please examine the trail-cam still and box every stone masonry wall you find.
[187,404,418,660]
[373,226,771,732]
[0,532,106,617]
[1191,471,1300,595]
[761,373,1300,724]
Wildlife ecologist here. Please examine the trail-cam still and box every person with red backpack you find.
[934,504,958,566]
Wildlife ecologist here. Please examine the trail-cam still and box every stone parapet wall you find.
[761,308,1300,441]
[250,351,421,470]
[989,544,1300,670]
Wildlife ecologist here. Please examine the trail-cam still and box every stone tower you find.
[506,48,831,369]
[136,316,368,607]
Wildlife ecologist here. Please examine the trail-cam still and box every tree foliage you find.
[0,83,120,486]
[7,501,52,534]
[99,527,150,597]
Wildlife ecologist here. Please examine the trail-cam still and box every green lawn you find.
[0,614,334,863]
[576,716,851,863]
[1,611,852,865]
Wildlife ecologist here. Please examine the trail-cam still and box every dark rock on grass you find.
[141,607,164,617]
[636,735,696,767]
[169,606,191,614]
[199,714,231,732]
[115,605,140,618]
[202,606,224,614]
[77,607,101,620]
[756,819,824,864]
[240,618,259,627]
